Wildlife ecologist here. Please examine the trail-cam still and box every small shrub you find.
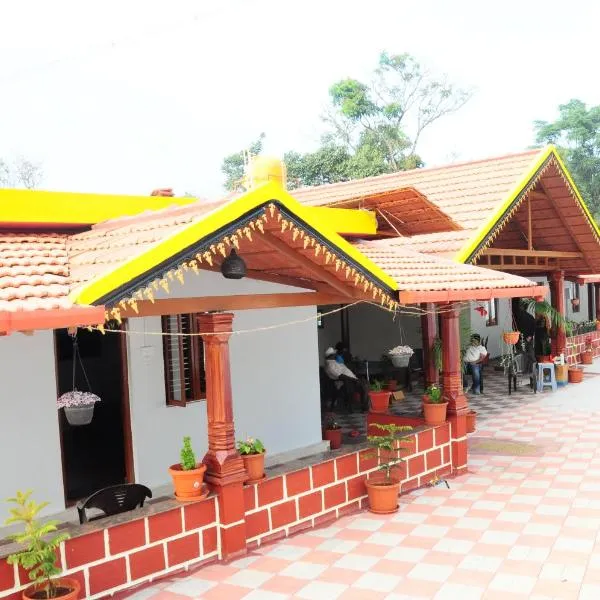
[180,436,197,470]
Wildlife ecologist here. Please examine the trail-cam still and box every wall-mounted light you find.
[220,249,247,280]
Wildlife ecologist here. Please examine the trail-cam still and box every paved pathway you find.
[124,366,600,599]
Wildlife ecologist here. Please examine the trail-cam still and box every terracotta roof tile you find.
[354,239,538,292]
[293,149,540,236]
[0,234,72,311]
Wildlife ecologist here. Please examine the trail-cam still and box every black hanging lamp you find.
[221,248,247,280]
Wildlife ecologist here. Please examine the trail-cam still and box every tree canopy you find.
[534,99,600,219]
[0,156,43,189]
[221,52,470,191]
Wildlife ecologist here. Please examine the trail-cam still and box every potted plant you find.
[364,423,413,514]
[56,390,101,427]
[571,297,580,308]
[422,384,448,426]
[5,491,80,600]
[387,345,414,368]
[568,367,584,383]
[368,380,390,413]
[385,379,398,391]
[168,436,207,501]
[581,336,594,365]
[322,417,343,450]
[502,331,520,345]
[466,410,477,433]
[237,437,266,483]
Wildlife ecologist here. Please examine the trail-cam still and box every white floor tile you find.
[225,569,273,588]
[279,561,327,580]
[352,572,402,592]
[333,553,380,572]
[407,563,454,582]
[296,581,347,599]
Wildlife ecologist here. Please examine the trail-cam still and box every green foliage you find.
[221,133,266,191]
[534,99,600,220]
[424,384,443,404]
[323,416,341,430]
[521,298,573,337]
[221,52,469,190]
[237,437,265,455]
[180,436,197,471]
[5,491,69,598]
[369,379,384,392]
[366,423,413,482]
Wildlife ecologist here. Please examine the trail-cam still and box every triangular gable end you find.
[455,146,600,275]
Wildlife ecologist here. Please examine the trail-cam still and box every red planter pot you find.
[466,410,477,433]
[581,350,593,365]
[365,477,401,514]
[242,452,266,483]
[369,390,391,413]
[323,428,343,450]
[423,402,448,426]
[169,463,207,501]
[568,368,584,383]
[22,578,81,600]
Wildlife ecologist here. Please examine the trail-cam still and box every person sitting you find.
[463,334,488,394]
[324,347,368,412]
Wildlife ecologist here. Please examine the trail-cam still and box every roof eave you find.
[398,284,548,305]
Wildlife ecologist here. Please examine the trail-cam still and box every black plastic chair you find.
[77,483,152,524]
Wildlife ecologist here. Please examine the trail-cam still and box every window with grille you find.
[161,314,206,406]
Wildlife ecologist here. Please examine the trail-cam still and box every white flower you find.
[388,345,414,356]
[57,391,101,409]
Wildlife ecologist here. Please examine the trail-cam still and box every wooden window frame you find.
[486,299,499,327]
[161,314,206,407]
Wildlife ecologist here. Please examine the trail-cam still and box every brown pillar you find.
[420,303,438,387]
[198,312,247,559]
[440,304,468,474]
[549,271,567,356]
[595,283,600,321]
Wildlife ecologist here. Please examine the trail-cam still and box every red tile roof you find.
[0,234,72,311]
[293,149,540,231]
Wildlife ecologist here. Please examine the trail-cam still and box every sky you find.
[1,0,599,199]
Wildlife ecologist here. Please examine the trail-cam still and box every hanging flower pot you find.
[56,334,101,426]
[571,298,580,308]
[502,331,520,345]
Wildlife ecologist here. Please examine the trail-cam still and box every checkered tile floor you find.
[124,362,600,599]
[332,367,540,444]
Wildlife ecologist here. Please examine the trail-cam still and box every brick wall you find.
[243,423,453,549]
[566,330,600,365]
[0,496,219,600]
[0,423,457,598]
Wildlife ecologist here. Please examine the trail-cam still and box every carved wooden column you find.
[198,312,247,559]
[595,283,600,321]
[549,271,567,356]
[440,304,468,474]
[420,303,439,387]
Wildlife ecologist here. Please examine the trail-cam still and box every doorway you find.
[54,327,133,503]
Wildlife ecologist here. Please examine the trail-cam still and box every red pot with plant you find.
[369,380,390,413]
[582,336,594,364]
[5,491,81,600]
[568,367,584,383]
[422,384,448,426]
[364,423,413,514]
[169,436,207,501]
[503,331,520,345]
[386,379,397,391]
[323,417,343,450]
[238,437,266,482]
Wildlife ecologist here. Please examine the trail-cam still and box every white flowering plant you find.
[56,390,101,409]
[237,437,265,455]
[388,345,414,357]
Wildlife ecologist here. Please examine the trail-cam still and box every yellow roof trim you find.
[0,189,195,225]
[454,146,555,264]
[303,206,378,236]
[70,182,398,306]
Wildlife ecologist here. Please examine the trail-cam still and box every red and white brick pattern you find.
[566,331,600,365]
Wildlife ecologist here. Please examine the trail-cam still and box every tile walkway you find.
[123,364,600,599]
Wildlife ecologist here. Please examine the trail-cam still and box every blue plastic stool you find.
[536,362,557,392]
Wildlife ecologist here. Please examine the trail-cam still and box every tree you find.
[0,156,43,189]
[221,52,470,190]
[534,99,600,219]
[221,133,265,191]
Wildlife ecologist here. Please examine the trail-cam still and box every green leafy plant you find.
[180,436,197,471]
[323,416,341,430]
[424,384,443,404]
[522,298,573,337]
[369,379,384,392]
[365,423,414,482]
[237,437,265,455]
[5,491,70,598]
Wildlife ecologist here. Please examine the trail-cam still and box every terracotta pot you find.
[323,428,343,450]
[369,390,391,413]
[581,350,593,365]
[22,578,81,600]
[555,364,569,385]
[365,477,401,514]
[536,355,552,363]
[423,401,448,426]
[503,331,520,345]
[386,380,397,391]
[568,368,584,383]
[169,463,207,501]
[466,410,477,433]
[242,452,266,482]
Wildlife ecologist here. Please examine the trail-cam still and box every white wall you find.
[127,270,321,489]
[0,331,64,520]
